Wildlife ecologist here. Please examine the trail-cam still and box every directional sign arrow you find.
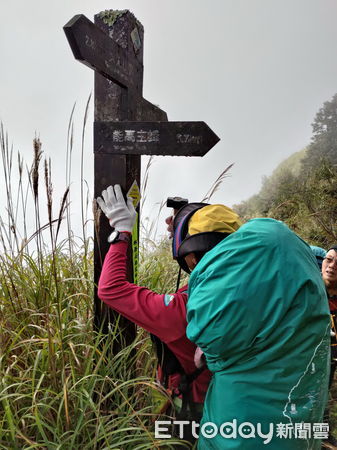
[94,121,220,156]
[64,14,168,121]
[64,14,131,89]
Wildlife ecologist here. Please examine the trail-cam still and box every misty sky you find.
[1,0,337,239]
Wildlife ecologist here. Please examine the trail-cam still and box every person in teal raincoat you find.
[172,203,330,449]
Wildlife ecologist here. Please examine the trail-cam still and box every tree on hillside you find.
[233,93,337,247]
[268,160,337,247]
[302,93,337,169]
[234,159,337,247]
[233,149,306,220]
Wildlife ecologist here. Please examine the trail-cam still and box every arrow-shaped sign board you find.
[94,121,220,156]
[64,14,131,89]
[64,14,168,121]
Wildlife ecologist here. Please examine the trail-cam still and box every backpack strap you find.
[178,366,205,394]
[151,333,206,416]
[176,267,182,291]
[150,334,184,387]
[177,366,206,417]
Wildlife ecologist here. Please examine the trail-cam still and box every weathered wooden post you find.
[63,10,219,348]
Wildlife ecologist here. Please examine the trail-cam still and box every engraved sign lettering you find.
[112,129,160,143]
[176,134,202,145]
[85,35,96,49]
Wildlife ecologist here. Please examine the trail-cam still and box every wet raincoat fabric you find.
[186,218,330,449]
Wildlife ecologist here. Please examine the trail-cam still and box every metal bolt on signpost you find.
[63,10,220,350]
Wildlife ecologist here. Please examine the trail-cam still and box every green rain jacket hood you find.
[186,218,330,449]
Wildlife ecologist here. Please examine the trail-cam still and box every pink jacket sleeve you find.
[97,241,188,343]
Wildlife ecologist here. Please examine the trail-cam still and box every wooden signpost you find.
[64,10,220,346]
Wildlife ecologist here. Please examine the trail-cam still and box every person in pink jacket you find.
[97,184,212,442]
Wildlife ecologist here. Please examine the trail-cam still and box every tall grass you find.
[3,113,334,448]
[0,120,190,449]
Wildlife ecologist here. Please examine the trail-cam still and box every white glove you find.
[97,184,137,233]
